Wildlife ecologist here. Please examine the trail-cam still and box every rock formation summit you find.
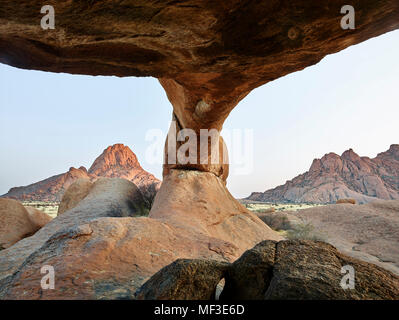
[1,144,160,203]
[88,144,161,202]
[248,145,399,204]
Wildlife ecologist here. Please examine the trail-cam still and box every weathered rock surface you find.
[0,178,147,284]
[24,206,53,229]
[1,144,161,204]
[0,171,281,299]
[336,198,357,204]
[1,1,398,99]
[248,146,399,204]
[149,170,282,250]
[135,259,229,300]
[1,217,237,299]
[57,176,150,217]
[221,241,276,300]
[290,200,399,276]
[57,178,93,215]
[55,177,150,220]
[136,240,399,300]
[256,211,301,231]
[0,199,50,249]
[264,240,399,300]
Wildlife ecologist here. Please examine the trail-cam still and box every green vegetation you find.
[134,203,150,217]
[243,202,325,213]
[285,223,328,242]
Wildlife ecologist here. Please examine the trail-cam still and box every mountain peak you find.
[321,152,340,159]
[105,143,126,151]
[247,145,399,204]
[317,152,342,172]
[389,144,399,152]
[1,143,161,202]
[341,148,360,161]
[376,144,399,161]
[88,144,140,176]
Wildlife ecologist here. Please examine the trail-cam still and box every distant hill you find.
[247,145,399,204]
[1,144,161,203]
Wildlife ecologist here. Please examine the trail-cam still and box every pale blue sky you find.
[1,30,398,198]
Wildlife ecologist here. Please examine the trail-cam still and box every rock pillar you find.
[159,77,248,182]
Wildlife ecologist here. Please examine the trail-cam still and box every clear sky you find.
[1,30,398,198]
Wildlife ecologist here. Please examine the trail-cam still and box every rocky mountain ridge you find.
[1,144,161,203]
[248,145,399,204]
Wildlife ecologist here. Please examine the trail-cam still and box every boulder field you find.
[0,174,281,299]
[136,240,399,300]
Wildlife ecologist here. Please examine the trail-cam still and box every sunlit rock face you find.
[87,144,161,203]
[1,1,398,90]
[0,173,281,299]
[0,198,51,249]
[247,145,399,204]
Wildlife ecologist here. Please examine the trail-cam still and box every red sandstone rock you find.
[24,206,53,229]
[1,217,237,299]
[57,179,93,215]
[0,199,50,249]
[248,145,399,204]
[1,1,398,101]
[150,170,282,248]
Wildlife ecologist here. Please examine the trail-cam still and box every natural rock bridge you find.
[0,1,398,299]
[1,1,398,180]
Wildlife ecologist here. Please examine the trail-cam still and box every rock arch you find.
[1,1,399,299]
